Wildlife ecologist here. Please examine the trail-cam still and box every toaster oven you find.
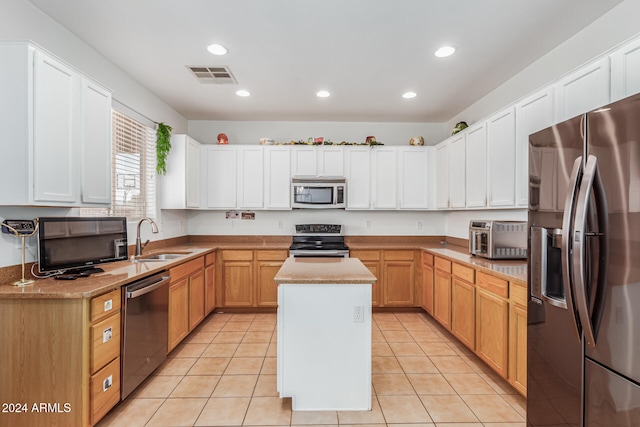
[469,220,527,260]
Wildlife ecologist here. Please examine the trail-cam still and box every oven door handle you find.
[291,250,348,256]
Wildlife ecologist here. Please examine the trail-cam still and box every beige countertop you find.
[274,257,377,285]
[0,245,215,299]
[348,241,527,285]
[0,236,527,298]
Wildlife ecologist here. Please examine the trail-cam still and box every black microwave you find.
[291,176,346,209]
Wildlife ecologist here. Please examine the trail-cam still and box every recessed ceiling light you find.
[434,46,456,58]
[316,90,331,98]
[207,44,228,55]
[402,92,417,99]
[236,89,251,97]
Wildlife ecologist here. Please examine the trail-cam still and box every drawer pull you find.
[103,375,113,392]
[102,327,112,344]
[104,299,113,312]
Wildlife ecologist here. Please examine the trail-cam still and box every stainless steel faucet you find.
[135,217,159,256]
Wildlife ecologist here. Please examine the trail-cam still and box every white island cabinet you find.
[275,258,375,411]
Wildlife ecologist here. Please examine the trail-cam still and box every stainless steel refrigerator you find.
[528,93,640,426]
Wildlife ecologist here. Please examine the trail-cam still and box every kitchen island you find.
[275,257,376,411]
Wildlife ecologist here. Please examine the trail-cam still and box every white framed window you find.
[82,107,157,220]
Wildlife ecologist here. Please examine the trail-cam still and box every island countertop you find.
[274,257,377,284]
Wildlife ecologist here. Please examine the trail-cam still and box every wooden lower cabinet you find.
[168,256,207,352]
[350,249,416,307]
[0,288,122,427]
[424,251,527,395]
[188,269,205,330]
[220,249,287,308]
[421,252,434,314]
[90,356,121,425]
[350,250,381,306]
[204,252,216,315]
[168,276,189,352]
[383,257,415,306]
[475,287,509,378]
[509,283,528,396]
[256,250,288,307]
[451,263,475,350]
[433,257,452,329]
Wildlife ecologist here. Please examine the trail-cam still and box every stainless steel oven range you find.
[289,224,349,258]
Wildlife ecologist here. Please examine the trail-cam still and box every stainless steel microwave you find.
[291,176,346,209]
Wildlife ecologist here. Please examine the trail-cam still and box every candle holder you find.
[1,219,39,286]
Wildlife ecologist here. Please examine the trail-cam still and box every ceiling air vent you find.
[188,66,238,84]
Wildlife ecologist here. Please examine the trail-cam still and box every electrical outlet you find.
[278,220,283,229]
[417,221,423,230]
[365,220,371,229]
[353,305,364,323]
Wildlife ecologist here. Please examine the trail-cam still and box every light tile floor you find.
[97,311,526,426]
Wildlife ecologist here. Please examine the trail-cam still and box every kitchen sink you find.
[130,252,191,262]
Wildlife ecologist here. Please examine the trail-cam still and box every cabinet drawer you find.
[91,289,121,322]
[350,250,380,261]
[170,257,205,281]
[90,356,121,426]
[205,251,216,266]
[256,249,288,261]
[511,282,528,306]
[222,250,254,261]
[421,251,434,266]
[452,263,475,284]
[477,271,509,298]
[434,256,452,273]
[384,250,414,261]
[91,313,121,374]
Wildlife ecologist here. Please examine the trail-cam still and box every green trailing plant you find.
[156,122,173,175]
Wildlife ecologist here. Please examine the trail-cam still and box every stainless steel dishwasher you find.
[121,270,170,399]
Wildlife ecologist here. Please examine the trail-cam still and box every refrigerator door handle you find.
[572,154,609,348]
[561,156,583,342]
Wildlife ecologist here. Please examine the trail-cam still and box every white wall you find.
[188,120,448,147]
[445,0,640,132]
[187,209,446,237]
[0,0,190,269]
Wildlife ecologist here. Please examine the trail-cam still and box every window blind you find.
[81,110,156,219]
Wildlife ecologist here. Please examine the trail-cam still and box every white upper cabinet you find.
[33,49,77,204]
[371,147,397,209]
[0,42,112,207]
[291,146,318,176]
[487,107,516,207]
[318,146,345,176]
[398,147,430,209]
[237,146,264,208]
[264,146,291,209]
[344,146,371,209]
[160,135,201,209]
[435,141,450,209]
[465,124,487,208]
[80,79,112,205]
[515,87,555,207]
[448,134,466,209]
[205,146,237,208]
[610,36,640,102]
[554,57,610,122]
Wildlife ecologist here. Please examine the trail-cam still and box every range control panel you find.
[294,224,343,235]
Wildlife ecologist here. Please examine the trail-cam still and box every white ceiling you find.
[28,0,621,123]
